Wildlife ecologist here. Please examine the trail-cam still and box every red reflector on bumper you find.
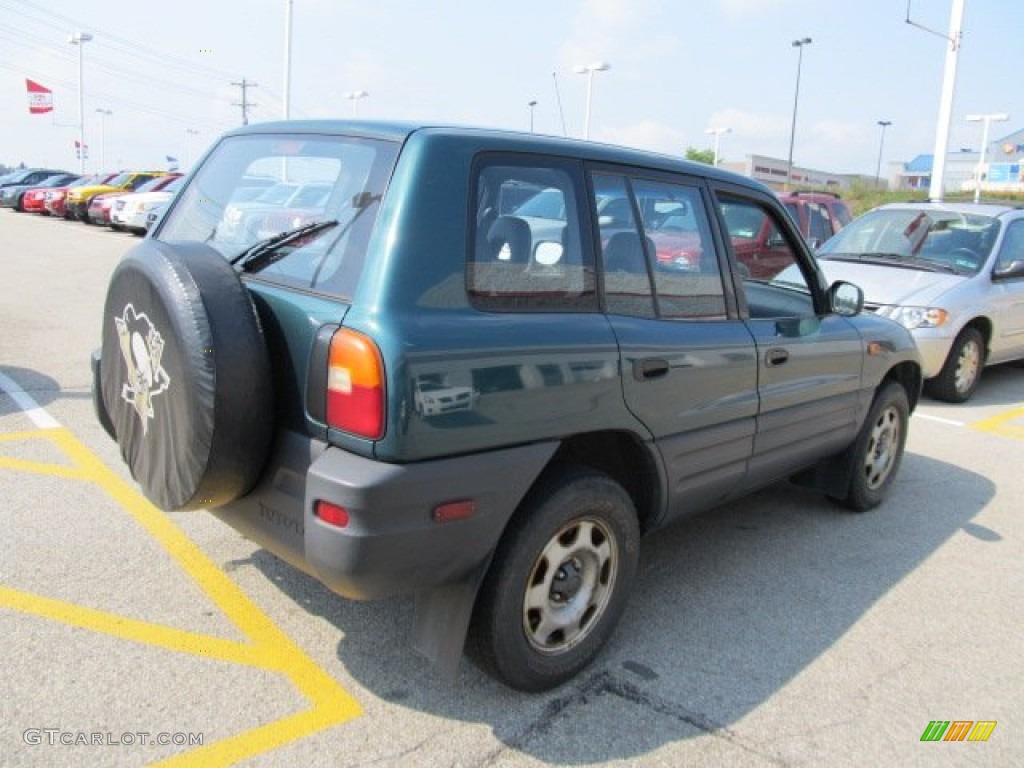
[315,500,350,528]
[432,500,475,523]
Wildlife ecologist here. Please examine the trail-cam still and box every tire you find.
[926,327,984,403]
[97,239,274,511]
[832,382,909,512]
[470,466,639,692]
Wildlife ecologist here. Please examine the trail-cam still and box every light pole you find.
[704,127,731,166]
[785,37,812,191]
[184,128,199,169]
[94,108,111,170]
[573,62,610,140]
[875,120,892,189]
[528,100,537,132]
[283,0,293,119]
[69,31,93,174]
[966,113,1009,203]
[346,90,368,117]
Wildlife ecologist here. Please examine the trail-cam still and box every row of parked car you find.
[0,167,182,235]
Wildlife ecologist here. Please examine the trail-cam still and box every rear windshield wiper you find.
[230,219,338,273]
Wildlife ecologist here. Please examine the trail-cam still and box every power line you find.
[0,58,234,133]
[0,0,240,83]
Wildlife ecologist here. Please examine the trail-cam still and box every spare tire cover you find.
[99,239,273,511]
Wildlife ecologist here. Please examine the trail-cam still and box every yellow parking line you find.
[0,456,87,479]
[972,406,1024,439]
[0,586,275,669]
[1,427,362,765]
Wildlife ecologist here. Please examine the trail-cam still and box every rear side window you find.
[593,172,727,320]
[468,160,595,311]
[157,133,399,299]
[806,202,832,242]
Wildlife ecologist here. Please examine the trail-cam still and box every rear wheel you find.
[926,327,984,403]
[471,467,639,692]
[832,382,909,512]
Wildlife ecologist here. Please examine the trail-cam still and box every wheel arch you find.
[882,360,923,413]
[543,430,664,534]
[960,316,993,362]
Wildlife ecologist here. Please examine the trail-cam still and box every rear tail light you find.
[315,500,350,528]
[326,328,385,439]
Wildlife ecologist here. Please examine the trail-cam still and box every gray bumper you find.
[212,430,557,600]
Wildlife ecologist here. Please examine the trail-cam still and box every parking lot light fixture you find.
[705,127,731,166]
[573,62,610,140]
[875,120,892,189]
[966,113,1009,203]
[346,90,369,117]
[785,37,812,192]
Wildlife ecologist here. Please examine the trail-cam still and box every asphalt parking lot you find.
[2,210,1022,767]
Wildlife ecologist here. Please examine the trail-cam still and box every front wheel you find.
[470,467,639,692]
[926,327,984,403]
[832,382,909,512]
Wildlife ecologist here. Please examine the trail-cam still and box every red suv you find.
[780,190,852,248]
[722,191,852,279]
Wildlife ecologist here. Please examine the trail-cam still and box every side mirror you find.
[829,280,863,317]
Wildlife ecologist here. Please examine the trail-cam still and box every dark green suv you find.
[92,121,922,691]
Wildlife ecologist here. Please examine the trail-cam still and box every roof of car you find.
[226,119,772,194]
[877,200,1022,217]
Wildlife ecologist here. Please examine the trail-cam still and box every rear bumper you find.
[211,430,557,600]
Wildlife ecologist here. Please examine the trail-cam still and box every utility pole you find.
[231,78,258,125]
[906,0,965,201]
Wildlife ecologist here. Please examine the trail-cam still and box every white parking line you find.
[914,412,965,427]
[0,371,61,429]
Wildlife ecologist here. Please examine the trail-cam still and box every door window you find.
[716,195,817,318]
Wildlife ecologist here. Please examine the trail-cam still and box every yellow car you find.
[66,171,170,222]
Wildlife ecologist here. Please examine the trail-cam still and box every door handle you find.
[633,357,670,380]
[765,348,789,367]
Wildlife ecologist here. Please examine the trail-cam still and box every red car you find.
[20,174,81,213]
[86,191,122,226]
[45,173,117,219]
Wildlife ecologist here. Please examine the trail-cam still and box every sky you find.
[1,0,1021,177]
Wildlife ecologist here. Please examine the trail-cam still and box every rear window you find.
[156,133,399,298]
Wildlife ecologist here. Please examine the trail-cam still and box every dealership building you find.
[891,126,1024,195]
[721,126,1024,195]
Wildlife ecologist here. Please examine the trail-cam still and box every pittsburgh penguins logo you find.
[114,304,171,434]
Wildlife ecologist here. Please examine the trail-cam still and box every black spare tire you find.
[98,239,273,511]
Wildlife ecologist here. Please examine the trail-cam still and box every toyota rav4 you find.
[92,121,921,691]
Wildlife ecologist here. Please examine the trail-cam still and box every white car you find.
[110,176,186,234]
[811,202,1024,402]
[217,181,332,243]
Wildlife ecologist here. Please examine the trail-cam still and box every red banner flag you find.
[26,79,53,114]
